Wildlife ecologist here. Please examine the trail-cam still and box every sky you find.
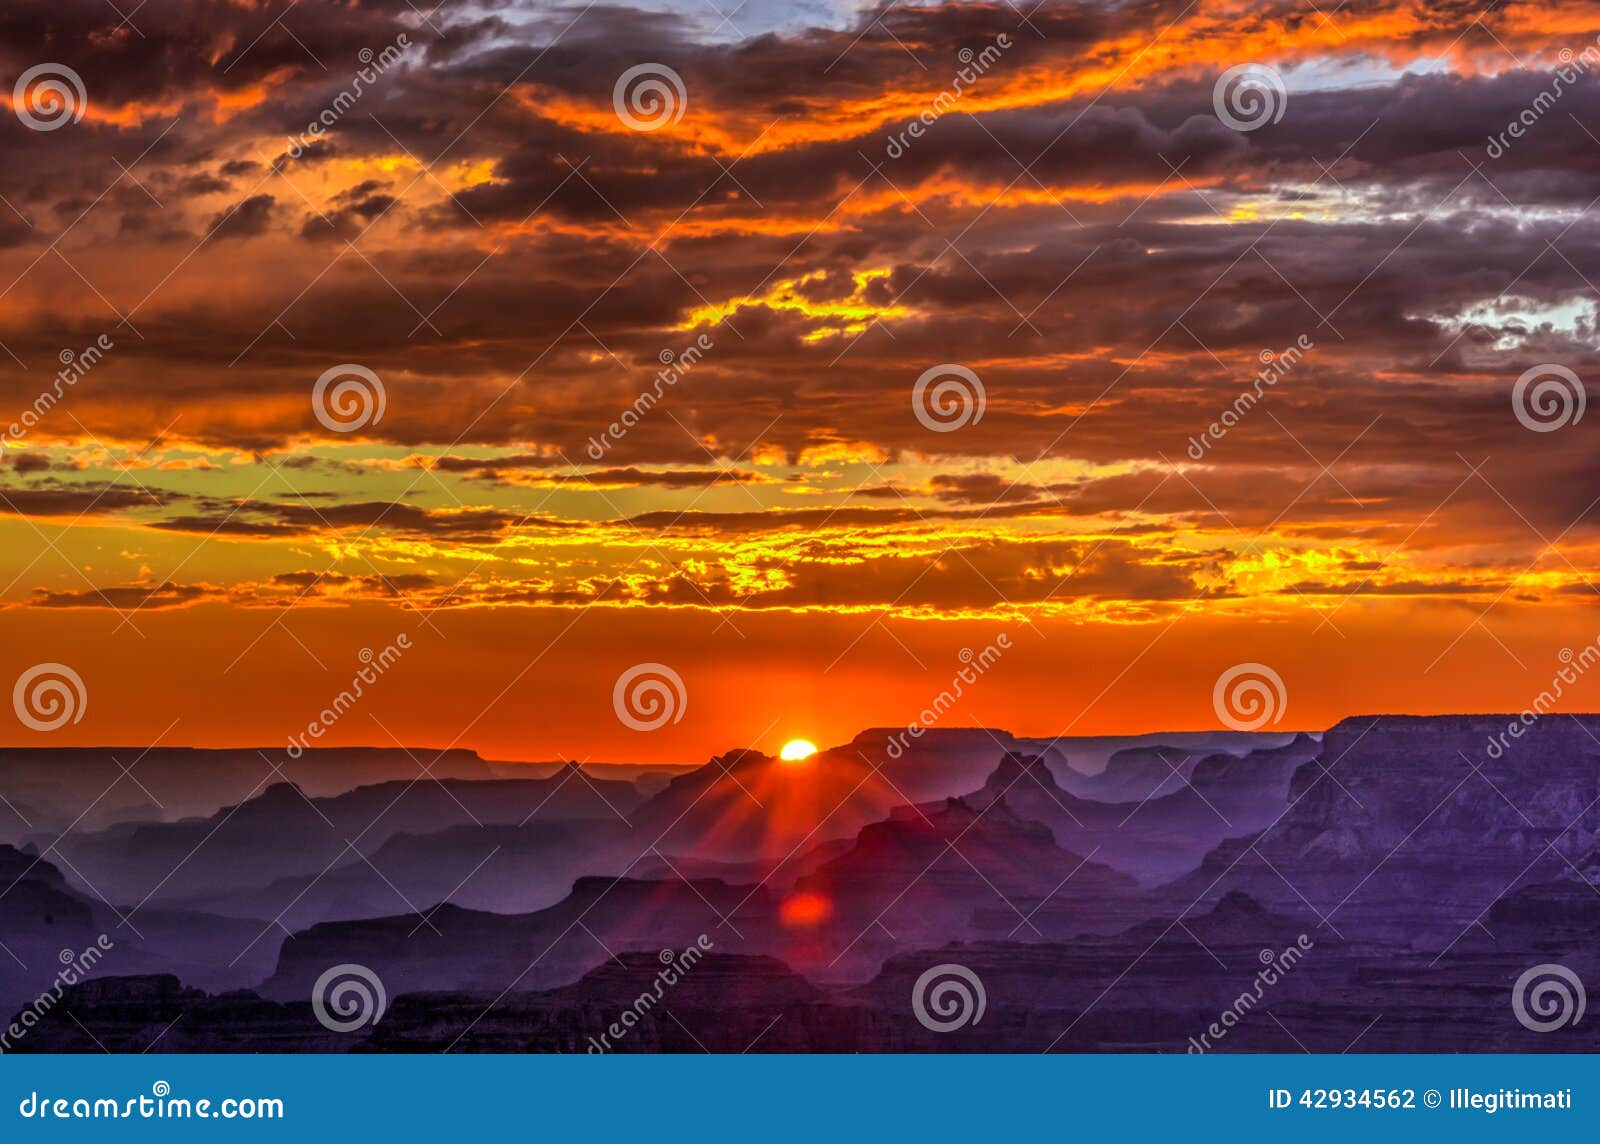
[2,0,1599,762]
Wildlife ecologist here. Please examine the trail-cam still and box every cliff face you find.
[259,876,765,1002]
[963,739,1318,886]
[253,793,1143,996]
[634,735,1037,863]
[171,818,636,930]
[0,747,496,837]
[1166,715,1600,941]
[787,796,1138,967]
[24,888,1599,1053]
[0,843,301,1013]
[0,845,103,1014]
[1042,731,1297,793]
[11,716,1600,1053]
[49,772,641,907]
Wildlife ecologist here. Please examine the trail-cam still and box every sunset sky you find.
[2,0,1599,762]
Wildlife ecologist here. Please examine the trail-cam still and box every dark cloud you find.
[149,498,527,540]
[29,582,215,609]
[0,483,168,517]
[0,0,1592,618]
[8,452,52,474]
[204,193,277,241]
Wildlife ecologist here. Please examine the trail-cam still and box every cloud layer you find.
[1,0,1598,753]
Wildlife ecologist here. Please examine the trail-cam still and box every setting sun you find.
[779,739,819,762]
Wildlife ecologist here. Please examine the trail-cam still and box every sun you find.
[779,738,819,762]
